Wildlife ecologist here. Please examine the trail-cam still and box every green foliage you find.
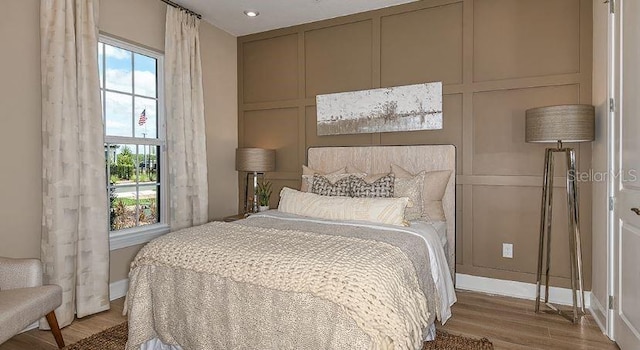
[116,198,155,207]
[131,173,154,183]
[108,183,117,230]
[107,146,135,180]
[109,197,158,231]
[119,148,134,178]
[118,146,133,160]
[134,153,157,163]
[106,144,159,183]
[257,180,272,206]
[110,164,133,180]
[111,199,127,230]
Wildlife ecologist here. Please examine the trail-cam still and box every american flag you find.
[138,109,147,126]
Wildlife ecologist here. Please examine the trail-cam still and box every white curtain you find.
[165,7,209,230]
[40,0,110,327]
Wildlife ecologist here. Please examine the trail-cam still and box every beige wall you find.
[238,0,593,288]
[0,0,238,284]
[0,1,42,259]
[201,21,239,221]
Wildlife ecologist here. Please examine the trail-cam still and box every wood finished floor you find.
[0,290,618,350]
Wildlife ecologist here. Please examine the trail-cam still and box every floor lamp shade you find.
[525,104,595,143]
[527,104,595,323]
[236,148,276,172]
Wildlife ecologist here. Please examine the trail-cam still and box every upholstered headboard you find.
[307,145,456,277]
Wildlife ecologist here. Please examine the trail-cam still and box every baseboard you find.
[589,294,608,335]
[113,275,590,307]
[109,278,129,301]
[456,273,591,307]
[24,276,596,333]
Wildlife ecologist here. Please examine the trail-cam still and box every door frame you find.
[606,0,616,340]
[609,0,640,345]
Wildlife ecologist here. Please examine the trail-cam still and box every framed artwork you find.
[316,82,442,136]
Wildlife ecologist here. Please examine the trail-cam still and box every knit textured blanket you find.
[128,221,430,350]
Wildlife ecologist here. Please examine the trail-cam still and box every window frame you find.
[99,34,170,250]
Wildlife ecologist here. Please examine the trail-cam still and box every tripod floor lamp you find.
[525,104,595,323]
[236,148,276,214]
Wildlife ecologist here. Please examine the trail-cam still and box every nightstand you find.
[222,213,248,222]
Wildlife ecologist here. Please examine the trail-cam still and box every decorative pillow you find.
[346,165,388,183]
[394,174,424,221]
[350,173,395,198]
[278,187,409,226]
[391,164,451,222]
[300,165,346,192]
[311,174,353,197]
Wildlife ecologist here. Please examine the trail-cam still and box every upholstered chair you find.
[0,257,65,348]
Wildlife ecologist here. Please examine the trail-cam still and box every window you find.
[99,36,168,249]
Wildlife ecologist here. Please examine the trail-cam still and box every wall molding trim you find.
[109,278,129,301]
[237,0,594,290]
[456,273,591,307]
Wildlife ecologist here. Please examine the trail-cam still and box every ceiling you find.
[173,0,418,36]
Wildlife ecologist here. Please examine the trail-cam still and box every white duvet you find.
[129,211,457,350]
[251,211,457,323]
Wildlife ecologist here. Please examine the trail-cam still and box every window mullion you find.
[104,136,161,146]
[102,87,158,101]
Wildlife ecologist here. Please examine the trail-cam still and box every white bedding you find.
[413,220,447,248]
[251,211,456,323]
[129,210,456,350]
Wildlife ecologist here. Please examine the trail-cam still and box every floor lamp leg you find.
[536,148,554,312]
[536,147,584,323]
[567,149,586,316]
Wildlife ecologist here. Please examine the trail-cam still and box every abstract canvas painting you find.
[316,82,442,136]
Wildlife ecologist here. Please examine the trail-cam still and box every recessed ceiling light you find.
[243,10,259,17]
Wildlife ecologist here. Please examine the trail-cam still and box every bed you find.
[125,145,457,350]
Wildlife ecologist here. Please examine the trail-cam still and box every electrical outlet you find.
[502,243,513,258]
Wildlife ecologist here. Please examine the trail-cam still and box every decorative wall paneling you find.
[237,0,593,288]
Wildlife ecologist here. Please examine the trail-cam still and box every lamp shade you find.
[525,104,595,143]
[236,148,275,172]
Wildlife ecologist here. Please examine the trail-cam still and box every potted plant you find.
[257,180,272,212]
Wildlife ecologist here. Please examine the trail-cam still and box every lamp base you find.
[243,171,262,214]
[534,146,585,323]
[252,171,259,213]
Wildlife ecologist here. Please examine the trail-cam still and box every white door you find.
[613,0,640,348]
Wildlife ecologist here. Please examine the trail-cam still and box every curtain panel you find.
[40,0,110,327]
[165,7,209,230]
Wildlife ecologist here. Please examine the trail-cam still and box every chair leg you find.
[45,311,65,349]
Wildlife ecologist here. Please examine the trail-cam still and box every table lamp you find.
[236,148,276,213]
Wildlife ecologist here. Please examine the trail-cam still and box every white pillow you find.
[278,187,409,226]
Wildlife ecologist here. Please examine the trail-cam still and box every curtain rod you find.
[160,0,202,19]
